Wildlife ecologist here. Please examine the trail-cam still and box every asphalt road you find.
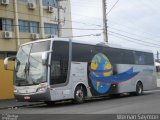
[0,90,160,120]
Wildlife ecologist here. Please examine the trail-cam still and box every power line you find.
[108,30,160,47]
[109,33,160,48]
[108,26,160,44]
[0,33,102,40]
[107,0,120,15]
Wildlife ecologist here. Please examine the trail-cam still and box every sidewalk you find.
[0,99,43,109]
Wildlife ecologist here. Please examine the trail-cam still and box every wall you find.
[0,60,14,100]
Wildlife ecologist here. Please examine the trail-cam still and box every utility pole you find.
[102,0,108,42]
[57,0,66,37]
[57,1,61,37]
[40,0,45,39]
[157,51,159,60]
[14,0,20,50]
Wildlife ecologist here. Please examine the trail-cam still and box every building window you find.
[43,0,57,7]
[0,18,13,31]
[18,0,27,2]
[19,20,29,32]
[44,23,58,35]
[30,21,39,33]
[7,52,17,57]
[18,0,37,3]
[0,52,5,59]
[19,20,39,33]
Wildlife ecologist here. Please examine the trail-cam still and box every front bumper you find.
[14,90,51,102]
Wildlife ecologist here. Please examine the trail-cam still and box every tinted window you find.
[72,43,93,62]
[145,53,154,65]
[134,51,154,65]
[103,47,134,64]
[50,41,69,85]
[121,49,134,64]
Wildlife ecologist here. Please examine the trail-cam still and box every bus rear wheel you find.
[74,85,85,104]
[136,82,143,96]
[131,82,143,96]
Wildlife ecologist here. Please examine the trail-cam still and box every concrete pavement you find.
[0,99,42,109]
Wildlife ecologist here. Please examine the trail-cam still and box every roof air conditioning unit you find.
[28,2,36,9]
[3,31,12,39]
[31,33,39,40]
[1,0,9,5]
[48,6,54,13]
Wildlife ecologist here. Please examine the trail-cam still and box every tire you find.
[45,101,55,106]
[74,85,85,104]
[136,82,143,96]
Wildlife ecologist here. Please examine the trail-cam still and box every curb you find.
[0,101,44,110]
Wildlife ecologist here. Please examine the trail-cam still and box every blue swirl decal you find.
[89,67,139,84]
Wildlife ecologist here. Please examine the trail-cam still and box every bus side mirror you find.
[4,56,16,71]
[42,52,48,65]
[4,58,9,70]
[42,51,53,65]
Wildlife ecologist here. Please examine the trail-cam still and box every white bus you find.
[4,38,157,104]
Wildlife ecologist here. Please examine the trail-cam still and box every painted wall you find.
[0,60,14,100]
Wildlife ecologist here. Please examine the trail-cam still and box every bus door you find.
[50,41,70,100]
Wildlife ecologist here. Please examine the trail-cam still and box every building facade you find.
[0,0,72,58]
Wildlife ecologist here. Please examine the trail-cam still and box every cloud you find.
[71,0,160,54]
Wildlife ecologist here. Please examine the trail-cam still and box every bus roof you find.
[21,38,153,53]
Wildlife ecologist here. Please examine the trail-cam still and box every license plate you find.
[24,96,30,100]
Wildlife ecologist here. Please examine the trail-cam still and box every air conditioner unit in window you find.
[3,31,12,39]
[1,0,9,5]
[47,35,58,38]
[28,2,36,9]
[48,6,54,13]
[31,33,39,40]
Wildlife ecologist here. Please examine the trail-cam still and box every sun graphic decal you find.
[89,53,113,93]
[89,53,139,94]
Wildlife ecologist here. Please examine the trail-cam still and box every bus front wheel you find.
[74,85,85,104]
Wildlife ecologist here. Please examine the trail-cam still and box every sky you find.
[70,0,160,58]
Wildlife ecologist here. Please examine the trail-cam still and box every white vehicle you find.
[4,38,157,104]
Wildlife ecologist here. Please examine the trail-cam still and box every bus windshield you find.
[15,41,50,86]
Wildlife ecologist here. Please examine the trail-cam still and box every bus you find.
[4,38,157,104]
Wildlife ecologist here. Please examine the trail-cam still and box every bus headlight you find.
[14,87,19,93]
[36,83,48,92]
[36,87,47,92]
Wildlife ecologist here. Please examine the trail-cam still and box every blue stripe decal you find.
[89,67,139,84]
[89,67,113,73]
